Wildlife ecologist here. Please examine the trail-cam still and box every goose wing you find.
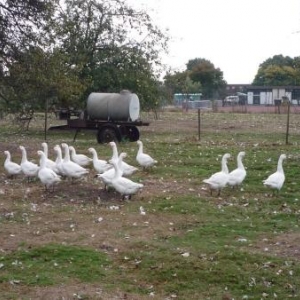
[263,172,285,189]
[5,161,22,175]
[39,168,61,185]
[228,168,246,186]
[21,161,39,176]
[137,153,157,167]
[203,171,228,189]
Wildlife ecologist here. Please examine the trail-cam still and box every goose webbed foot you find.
[122,194,131,201]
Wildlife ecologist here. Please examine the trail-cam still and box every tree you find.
[187,58,226,99]
[0,0,56,63]
[0,0,169,116]
[3,46,87,114]
[183,77,202,96]
[52,0,169,109]
[253,55,300,86]
[164,71,189,94]
[164,71,202,102]
[0,0,59,115]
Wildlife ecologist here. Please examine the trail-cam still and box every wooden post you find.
[285,101,290,145]
[198,109,201,140]
[44,97,48,141]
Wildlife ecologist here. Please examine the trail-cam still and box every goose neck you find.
[221,157,229,173]
[69,148,75,158]
[138,143,143,154]
[112,145,118,160]
[237,155,244,169]
[277,158,284,173]
[55,148,62,161]
[39,153,47,168]
[63,146,70,162]
[5,152,11,161]
[42,143,48,157]
[91,149,98,160]
[21,148,27,163]
[112,160,121,178]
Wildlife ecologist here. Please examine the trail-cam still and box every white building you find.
[226,85,300,105]
[246,86,300,105]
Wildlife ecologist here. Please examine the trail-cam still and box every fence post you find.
[44,97,48,141]
[285,101,290,145]
[198,109,201,140]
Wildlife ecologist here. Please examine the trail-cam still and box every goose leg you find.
[122,194,130,201]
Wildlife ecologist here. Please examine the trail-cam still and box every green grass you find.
[0,244,112,285]
[117,195,300,298]
[118,248,300,298]
[1,111,300,299]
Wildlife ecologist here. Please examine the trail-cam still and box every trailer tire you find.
[97,126,121,144]
[119,125,139,142]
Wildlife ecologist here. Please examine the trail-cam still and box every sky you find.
[127,0,300,84]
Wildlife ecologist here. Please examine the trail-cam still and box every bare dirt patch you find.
[249,232,300,259]
[0,144,194,299]
[1,112,300,299]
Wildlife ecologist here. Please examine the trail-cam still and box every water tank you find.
[87,90,140,121]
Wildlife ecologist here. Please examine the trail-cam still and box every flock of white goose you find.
[3,140,157,199]
[203,151,286,196]
[3,141,287,199]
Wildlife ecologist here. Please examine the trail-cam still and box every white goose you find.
[88,147,112,174]
[37,150,61,191]
[95,152,126,190]
[109,154,144,199]
[19,145,39,182]
[61,143,89,180]
[263,154,286,193]
[109,141,138,176]
[53,144,65,176]
[69,146,92,167]
[4,150,22,178]
[136,140,157,169]
[41,142,57,171]
[227,151,246,188]
[203,153,231,196]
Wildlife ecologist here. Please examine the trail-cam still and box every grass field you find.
[0,110,300,299]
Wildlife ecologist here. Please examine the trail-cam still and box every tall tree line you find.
[0,0,169,115]
[164,55,300,102]
[164,58,227,101]
[252,55,300,86]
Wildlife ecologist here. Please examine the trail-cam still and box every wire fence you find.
[141,104,300,144]
[1,107,300,145]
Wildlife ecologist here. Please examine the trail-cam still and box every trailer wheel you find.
[97,126,120,143]
[120,125,140,142]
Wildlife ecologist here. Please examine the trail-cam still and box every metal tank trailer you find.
[49,90,149,143]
